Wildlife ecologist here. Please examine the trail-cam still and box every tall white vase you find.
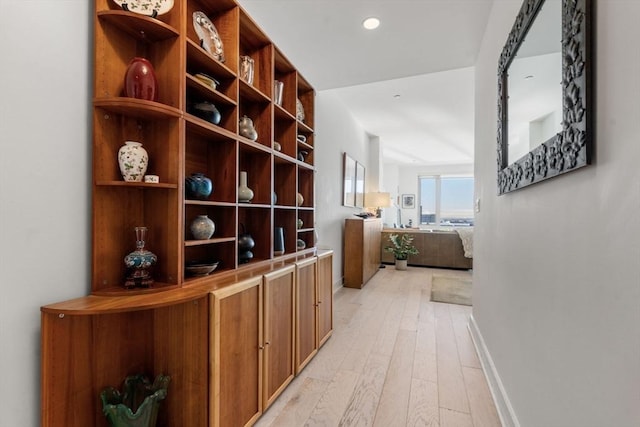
[238,171,254,202]
[118,141,148,182]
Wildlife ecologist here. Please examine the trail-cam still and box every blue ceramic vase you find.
[185,173,213,200]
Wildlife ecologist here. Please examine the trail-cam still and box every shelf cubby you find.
[297,74,315,131]
[238,146,271,205]
[297,210,314,233]
[238,99,272,148]
[185,240,237,277]
[298,168,315,208]
[274,48,297,116]
[239,10,273,97]
[296,229,315,251]
[94,107,180,184]
[41,297,210,426]
[274,208,297,257]
[184,204,236,242]
[185,130,237,203]
[275,116,297,159]
[238,206,272,263]
[95,15,181,108]
[274,160,297,207]
[186,73,237,108]
[93,185,180,291]
[186,1,239,73]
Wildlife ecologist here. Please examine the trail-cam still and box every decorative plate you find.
[113,0,174,18]
[193,11,225,63]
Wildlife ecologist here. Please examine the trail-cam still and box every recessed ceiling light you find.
[393,94,401,99]
[524,75,534,79]
[362,17,380,30]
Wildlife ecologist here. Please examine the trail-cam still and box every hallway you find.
[255,266,500,427]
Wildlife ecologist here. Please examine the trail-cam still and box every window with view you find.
[419,176,474,227]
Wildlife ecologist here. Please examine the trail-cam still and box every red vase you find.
[124,57,158,101]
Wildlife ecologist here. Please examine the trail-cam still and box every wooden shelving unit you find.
[92,0,317,293]
[41,1,327,426]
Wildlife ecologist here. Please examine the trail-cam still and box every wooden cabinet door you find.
[317,251,333,347]
[295,257,318,373]
[363,219,382,283]
[210,277,263,427]
[262,265,296,409]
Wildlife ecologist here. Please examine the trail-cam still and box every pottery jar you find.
[238,224,255,264]
[190,101,221,125]
[190,215,215,240]
[118,141,148,182]
[239,115,258,141]
[185,173,213,200]
[238,171,254,202]
[124,57,158,101]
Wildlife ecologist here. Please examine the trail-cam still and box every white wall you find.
[0,1,91,426]
[473,1,640,426]
[313,91,374,289]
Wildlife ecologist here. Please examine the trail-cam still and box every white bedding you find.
[455,228,473,258]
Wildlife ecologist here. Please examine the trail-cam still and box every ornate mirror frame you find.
[497,0,592,195]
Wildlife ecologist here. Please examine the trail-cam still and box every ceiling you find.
[237,0,495,166]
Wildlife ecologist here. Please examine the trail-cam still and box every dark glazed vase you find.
[124,57,158,102]
[238,224,255,264]
[185,173,213,200]
[274,227,285,256]
[189,101,221,125]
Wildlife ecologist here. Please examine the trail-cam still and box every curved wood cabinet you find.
[42,252,333,426]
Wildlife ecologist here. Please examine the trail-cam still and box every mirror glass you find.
[507,0,562,163]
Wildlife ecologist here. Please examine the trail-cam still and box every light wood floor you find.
[255,266,501,427]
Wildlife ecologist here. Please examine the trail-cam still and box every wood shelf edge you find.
[96,181,177,189]
[97,10,179,41]
[94,97,182,118]
[185,237,236,246]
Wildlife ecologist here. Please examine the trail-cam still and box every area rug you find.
[430,275,472,306]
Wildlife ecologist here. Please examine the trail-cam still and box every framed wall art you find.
[355,161,365,208]
[343,153,356,207]
[401,194,415,209]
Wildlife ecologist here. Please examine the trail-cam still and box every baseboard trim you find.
[468,314,520,427]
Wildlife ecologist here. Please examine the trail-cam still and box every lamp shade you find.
[364,192,391,208]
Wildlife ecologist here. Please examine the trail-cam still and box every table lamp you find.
[364,192,391,218]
